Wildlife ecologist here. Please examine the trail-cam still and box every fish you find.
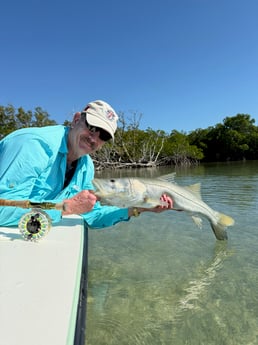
[92,173,235,240]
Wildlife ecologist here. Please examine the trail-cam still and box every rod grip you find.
[0,199,30,208]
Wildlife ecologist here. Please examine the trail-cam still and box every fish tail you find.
[211,212,235,241]
[211,223,228,240]
[218,213,235,227]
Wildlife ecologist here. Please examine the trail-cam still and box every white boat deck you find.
[0,215,86,345]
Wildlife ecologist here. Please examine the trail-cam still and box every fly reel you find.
[18,209,52,242]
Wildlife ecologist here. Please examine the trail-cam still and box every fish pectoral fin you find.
[141,196,160,207]
[143,196,149,203]
[191,216,203,229]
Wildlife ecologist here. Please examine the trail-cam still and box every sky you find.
[1,0,257,133]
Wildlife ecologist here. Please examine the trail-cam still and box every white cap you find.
[83,100,119,140]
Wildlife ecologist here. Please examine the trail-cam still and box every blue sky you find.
[1,0,257,133]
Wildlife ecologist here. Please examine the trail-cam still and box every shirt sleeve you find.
[0,136,51,194]
[0,135,57,226]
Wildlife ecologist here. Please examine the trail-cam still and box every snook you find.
[92,174,235,240]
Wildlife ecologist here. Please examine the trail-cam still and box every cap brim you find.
[86,112,115,140]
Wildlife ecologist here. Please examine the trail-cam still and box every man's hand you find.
[147,194,174,213]
[63,190,97,215]
[160,193,173,208]
[129,194,175,217]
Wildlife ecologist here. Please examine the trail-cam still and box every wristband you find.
[133,207,140,217]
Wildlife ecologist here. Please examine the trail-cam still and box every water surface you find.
[86,161,258,345]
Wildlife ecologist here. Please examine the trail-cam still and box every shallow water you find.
[86,161,258,345]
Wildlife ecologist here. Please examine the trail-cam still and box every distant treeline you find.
[1,104,257,169]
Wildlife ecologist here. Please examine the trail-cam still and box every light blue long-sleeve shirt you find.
[0,125,129,228]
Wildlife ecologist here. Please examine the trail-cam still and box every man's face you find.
[68,113,106,158]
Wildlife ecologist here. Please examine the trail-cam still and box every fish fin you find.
[192,214,229,241]
[143,196,149,203]
[157,172,177,183]
[191,216,203,229]
[142,196,160,207]
[211,213,234,240]
[185,183,202,200]
[218,213,235,227]
[157,174,203,201]
[211,223,228,240]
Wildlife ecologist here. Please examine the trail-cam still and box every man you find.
[0,100,172,228]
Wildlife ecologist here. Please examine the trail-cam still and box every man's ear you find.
[72,112,81,124]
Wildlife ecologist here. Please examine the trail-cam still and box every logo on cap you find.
[106,110,116,121]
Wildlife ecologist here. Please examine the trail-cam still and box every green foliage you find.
[0,105,16,139]
[189,114,258,162]
[163,130,204,165]
[1,104,257,166]
[0,104,57,139]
